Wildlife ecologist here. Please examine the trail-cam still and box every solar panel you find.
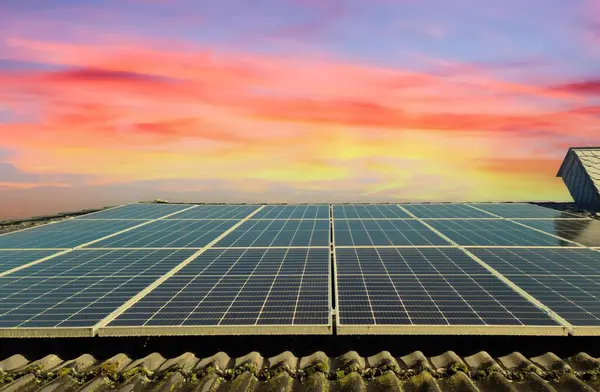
[335,247,563,335]
[86,220,238,248]
[516,219,600,247]
[101,248,331,335]
[426,220,579,247]
[0,249,196,336]
[401,204,496,219]
[469,248,600,334]
[470,203,582,219]
[163,205,259,220]
[333,205,411,219]
[0,220,144,249]
[7,249,196,278]
[251,205,329,219]
[0,250,61,275]
[334,220,450,246]
[77,204,194,220]
[214,220,330,247]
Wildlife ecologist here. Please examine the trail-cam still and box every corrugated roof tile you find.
[1,351,598,392]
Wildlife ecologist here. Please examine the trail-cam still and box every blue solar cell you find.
[0,276,156,328]
[87,220,237,248]
[251,205,329,219]
[336,247,559,327]
[333,205,411,219]
[178,248,329,276]
[334,219,449,246]
[108,248,330,328]
[471,248,600,328]
[426,220,578,247]
[215,220,330,247]
[0,249,195,329]
[77,204,194,219]
[0,220,143,249]
[8,249,196,278]
[0,250,60,274]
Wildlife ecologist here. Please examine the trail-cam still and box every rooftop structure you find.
[557,147,600,211]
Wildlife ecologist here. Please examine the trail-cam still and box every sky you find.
[1,0,599,219]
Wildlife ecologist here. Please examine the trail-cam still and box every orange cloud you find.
[0,182,71,190]
[0,36,597,203]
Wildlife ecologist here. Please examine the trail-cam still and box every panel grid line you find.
[92,205,267,334]
[395,204,570,333]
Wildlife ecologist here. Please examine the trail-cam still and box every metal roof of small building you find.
[0,350,598,392]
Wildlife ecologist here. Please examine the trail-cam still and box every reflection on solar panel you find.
[470,248,600,334]
[215,220,329,247]
[164,205,259,220]
[0,250,60,275]
[401,204,496,219]
[335,247,562,334]
[102,248,331,335]
[0,249,195,336]
[516,219,600,247]
[333,205,411,219]
[427,220,578,247]
[334,220,450,246]
[0,220,143,249]
[251,205,329,219]
[78,204,194,220]
[470,203,581,219]
[87,220,237,248]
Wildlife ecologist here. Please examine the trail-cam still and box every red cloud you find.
[549,79,600,95]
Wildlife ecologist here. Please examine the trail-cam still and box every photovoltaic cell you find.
[470,248,600,329]
[107,248,330,329]
[77,204,194,220]
[470,203,582,219]
[164,205,259,220]
[333,205,411,219]
[215,220,329,247]
[335,248,559,330]
[251,205,329,219]
[516,219,600,247]
[0,250,60,274]
[426,220,578,247]
[401,204,496,219]
[177,248,329,276]
[87,220,237,248]
[334,220,450,246]
[0,249,195,330]
[0,220,143,249]
[0,276,156,328]
[7,249,197,278]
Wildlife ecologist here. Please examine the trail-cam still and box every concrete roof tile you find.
[0,351,597,392]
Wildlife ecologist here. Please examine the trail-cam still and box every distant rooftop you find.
[557,147,600,211]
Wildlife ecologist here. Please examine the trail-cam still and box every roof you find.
[557,147,600,193]
[0,350,598,392]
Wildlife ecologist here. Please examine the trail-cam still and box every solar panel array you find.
[0,202,596,337]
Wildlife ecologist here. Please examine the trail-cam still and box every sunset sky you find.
[1,0,600,219]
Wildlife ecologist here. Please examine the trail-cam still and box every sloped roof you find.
[0,350,598,391]
[574,148,600,194]
[557,147,600,194]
